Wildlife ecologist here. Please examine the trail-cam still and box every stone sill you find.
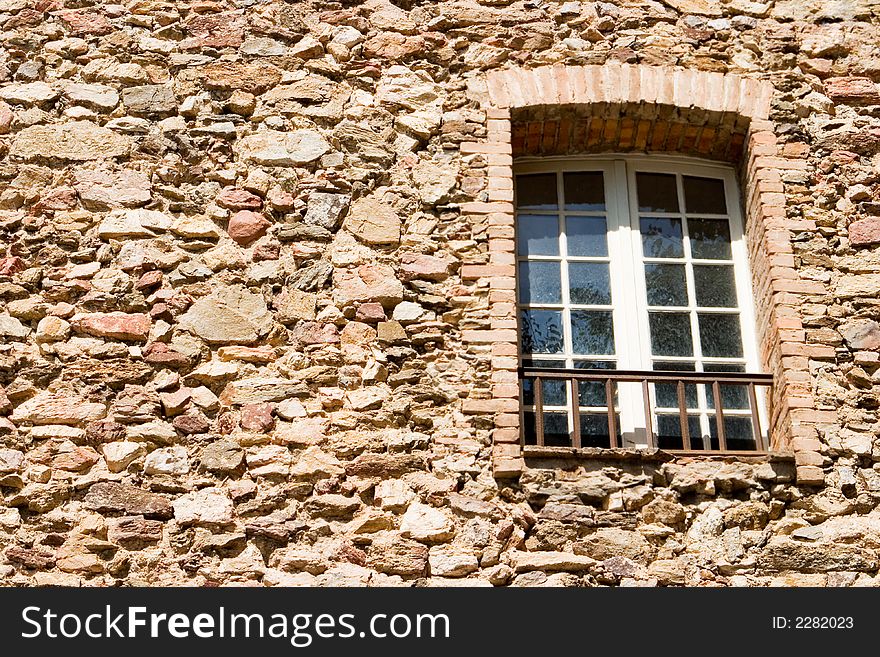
[522,446,795,464]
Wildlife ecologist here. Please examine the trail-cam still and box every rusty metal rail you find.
[519,367,773,452]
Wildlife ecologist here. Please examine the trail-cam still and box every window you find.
[516,157,770,452]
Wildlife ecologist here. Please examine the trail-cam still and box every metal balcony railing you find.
[520,367,773,453]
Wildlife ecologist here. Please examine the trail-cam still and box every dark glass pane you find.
[645,264,687,306]
[519,261,561,304]
[683,176,727,215]
[698,313,743,358]
[689,218,732,260]
[523,411,570,447]
[652,361,697,409]
[574,360,616,407]
[636,172,679,213]
[569,263,611,305]
[516,173,557,210]
[517,214,559,256]
[521,378,567,407]
[580,413,618,448]
[704,363,749,410]
[641,217,684,258]
[649,312,693,357]
[571,311,614,355]
[521,310,564,354]
[694,265,737,307]
[655,415,702,450]
[709,416,757,451]
[564,172,605,211]
[566,216,608,257]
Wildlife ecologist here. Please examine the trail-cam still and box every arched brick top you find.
[482,64,773,122]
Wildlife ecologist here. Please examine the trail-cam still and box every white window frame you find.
[515,154,766,449]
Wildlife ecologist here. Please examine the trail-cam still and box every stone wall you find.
[1,0,880,587]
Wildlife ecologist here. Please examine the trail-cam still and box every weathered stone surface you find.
[840,318,880,350]
[179,285,273,345]
[73,168,151,210]
[219,378,308,405]
[510,551,598,573]
[367,535,428,576]
[333,264,405,307]
[200,62,283,94]
[11,122,131,161]
[122,85,176,114]
[107,515,163,545]
[825,77,880,103]
[0,81,59,105]
[173,488,234,526]
[429,548,479,577]
[83,482,172,519]
[849,218,880,246]
[227,210,271,245]
[144,446,190,476]
[238,129,330,166]
[400,502,455,543]
[200,439,245,473]
[304,193,351,230]
[71,312,150,341]
[0,313,29,338]
[12,394,106,425]
[61,82,119,111]
[343,195,401,245]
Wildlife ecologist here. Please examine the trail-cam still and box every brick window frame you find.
[460,64,827,484]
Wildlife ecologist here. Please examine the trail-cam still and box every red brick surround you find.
[461,64,827,485]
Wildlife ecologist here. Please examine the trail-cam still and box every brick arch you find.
[460,64,827,485]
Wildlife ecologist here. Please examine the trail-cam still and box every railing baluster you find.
[713,381,727,452]
[570,377,582,449]
[606,378,618,448]
[642,379,654,449]
[747,382,763,451]
[534,377,544,447]
[677,380,691,450]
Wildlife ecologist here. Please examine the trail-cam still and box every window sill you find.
[522,445,795,463]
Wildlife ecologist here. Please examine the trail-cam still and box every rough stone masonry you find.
[1,0,880,587]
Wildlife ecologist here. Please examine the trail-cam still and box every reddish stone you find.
[182,12,246,49]
[53,446,100,472]
[267,187,296,211]
[85,420,126,445]
[291,321,340,346]
[0,102,12,135]
[399,253,453,281]
[0,387,11,415]
[34,187,77,212]
[149,303,173,321]
[57,9,115,36]
[240,403,275,432]
[173,412,210,435]
[252,241,281,261]
[355,303,387,323]
[144,342,191,369]
[0,256,25,276]
[849,218,880,246]
[216,187,263,210]
[363,33,425,60]
[72,312,150,342]
[216,411,239,435]
[5,546,56,569]
[227,210,271,245]
[135,270,163,292]
[825,77,880,103]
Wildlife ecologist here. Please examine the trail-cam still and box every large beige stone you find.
[11,121,131,161]
[179,285,274,344]
[343,194,401,245]
[11,393,106,425]
[238,129,330,166]
[400,502,455,543]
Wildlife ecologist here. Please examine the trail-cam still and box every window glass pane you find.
[694,265,737,307]
[683,176,727,214]
[523,411,570,447]
[655,415,702,450]
[645,264,687,306]
[641,217,684,258]
[649,312,693,357]
[569,263,611,305]
[517,214,559,256]
[564,172,605,211]
[521,310,564,354]
[521,360,567,407]
[566,216,608,257]
[709,416,756,451]
[688,218,732,260]
[698,313,743,358]
[636,172,679,213]
[571,311,614,355]
[579,413,617,449]
[519,261,561,304]
[704,363,749,410]
[574,360,616,407]
[516,173,557,210]
[652,361,697,408]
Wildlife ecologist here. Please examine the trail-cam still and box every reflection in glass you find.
[521,310,564,354]
[698,313,743,358]
[569,263,611,305]
[518,261,561,304]
[571,311,615,355]
[516,173,557,210]
[649,312,693,357]
[517,214,559,256]
[645,264,687,306]
[566,216,608,257]
[689,218,732,260]
[683,176,727,214]
[694,265,737,307]
[652,361,697,408]
[655,415,702,450]
[521,358,568,408]
[636,172,680,212]
[641,217,684,258]
[564,172,605,211]
[574,360,616,407]
[704,363,749,410]
[580,414,617,448]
